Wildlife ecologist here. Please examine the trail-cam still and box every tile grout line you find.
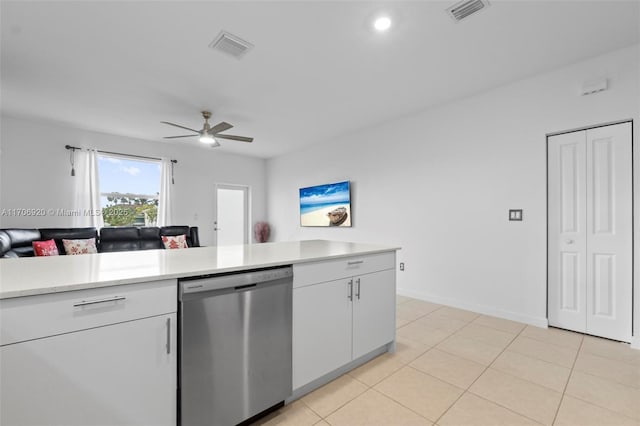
[409,309,637,423]
[367,385,445,424]
[517,332,583,352]
[471,326,578,391]
[433,320,550,426]
[560,368,640,422]
[436,324,557,424]
[300,376,371,421]
[579,342,640,368]
[550,334,584,425]
[469,314,529,334]
[292,298,637,426]
[572,368,640,391]
[359,309,474,425]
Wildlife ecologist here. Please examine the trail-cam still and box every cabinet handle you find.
[347,279,353,301]
[73,296,126,307]
[347,260,364,266]
[356,278,361,300]
[166,317,171,354]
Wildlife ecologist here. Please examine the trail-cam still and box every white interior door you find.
[548,121,633,342]
[215,184,249,246]
[548,130,588,333]
[585,123,633,341]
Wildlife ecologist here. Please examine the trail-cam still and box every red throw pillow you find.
[161,234,188,249]
[32,239,60,257]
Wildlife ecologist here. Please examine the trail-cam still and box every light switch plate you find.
[509,209,523,221]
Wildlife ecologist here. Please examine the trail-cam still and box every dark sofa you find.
[0,226,200,258]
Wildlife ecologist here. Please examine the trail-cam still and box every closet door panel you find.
[548,131,587,333]
[585,123,632,342]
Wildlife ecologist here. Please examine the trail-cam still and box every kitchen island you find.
[0,239,398,426]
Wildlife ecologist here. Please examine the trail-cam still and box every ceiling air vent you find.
[209,31,254,59]
[446,0,490,22]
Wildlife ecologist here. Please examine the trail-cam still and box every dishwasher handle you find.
[234,284,257,291]
[180,266,293,295]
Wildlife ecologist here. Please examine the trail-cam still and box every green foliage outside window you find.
[102,196,158,227]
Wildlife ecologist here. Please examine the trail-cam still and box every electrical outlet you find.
[399,262,405,271]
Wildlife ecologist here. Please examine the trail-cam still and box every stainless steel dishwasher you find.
[178,266,293,426]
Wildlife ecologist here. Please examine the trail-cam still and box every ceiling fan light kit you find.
[199,134,214,144]
[162,111,254,148]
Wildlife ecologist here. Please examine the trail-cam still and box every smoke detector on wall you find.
[446,0,490,22]
[209,30,254,59]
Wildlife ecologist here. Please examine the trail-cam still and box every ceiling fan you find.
[161,111,253,147]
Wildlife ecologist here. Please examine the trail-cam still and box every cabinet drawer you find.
[0,280,177,346]
[293,251,395,288]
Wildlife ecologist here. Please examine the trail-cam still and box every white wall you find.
[266,45,640,335]
[0,115,267,246]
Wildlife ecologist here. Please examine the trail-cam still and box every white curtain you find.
[73,148,104,228]
[157,158,173,226]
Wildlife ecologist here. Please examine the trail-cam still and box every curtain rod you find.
[64,145,177,164]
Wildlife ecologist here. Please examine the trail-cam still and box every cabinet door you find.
[352,269,396,359]
[293,279,352,389]
[0,314,177,426]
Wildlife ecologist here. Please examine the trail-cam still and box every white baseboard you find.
[631,336,640,350]
[397,287,549,328]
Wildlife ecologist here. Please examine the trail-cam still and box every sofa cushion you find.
[63,238,98,255]
[3,229,41,257]
[0,231,12,258]
[40,228,98,255]
[33,239,60,257]
[99,227,140,252]
[189,227,200,248]
[139,227,163,250]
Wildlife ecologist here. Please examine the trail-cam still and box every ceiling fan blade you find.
[163,135,196,139]
[215,134,254,143]
[161,121,200,133]
[209,121,233,134]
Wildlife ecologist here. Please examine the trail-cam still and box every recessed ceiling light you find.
[373,16,392,32]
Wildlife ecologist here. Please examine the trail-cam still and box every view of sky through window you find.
[97,155,161,226]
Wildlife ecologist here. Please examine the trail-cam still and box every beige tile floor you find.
[255,296,640,426]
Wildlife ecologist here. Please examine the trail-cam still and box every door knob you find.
[565,239,575,244]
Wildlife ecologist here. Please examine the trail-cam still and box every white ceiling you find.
[1,1,639,158]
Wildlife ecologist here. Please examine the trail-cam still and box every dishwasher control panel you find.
[179,266,293,296]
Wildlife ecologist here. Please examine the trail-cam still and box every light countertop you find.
[0,240,399,299]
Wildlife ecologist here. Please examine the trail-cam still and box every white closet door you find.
[548,131,588,333]
[548,121,632,342]
[585,123,633,342]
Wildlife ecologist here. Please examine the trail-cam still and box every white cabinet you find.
[352,269,396,359]
[292,252,396,390]
[0,280,177,426]
[293,278,353,388]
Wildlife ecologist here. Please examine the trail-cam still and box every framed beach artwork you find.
[299,181,352,227]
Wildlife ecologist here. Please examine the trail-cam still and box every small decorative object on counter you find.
[254,222,270,243]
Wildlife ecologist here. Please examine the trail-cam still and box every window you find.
[98,154,161,227]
